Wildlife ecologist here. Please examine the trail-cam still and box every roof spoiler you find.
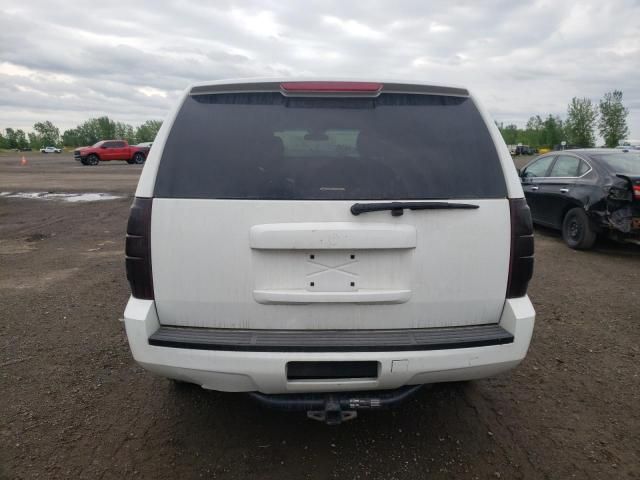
[189,81,469,98]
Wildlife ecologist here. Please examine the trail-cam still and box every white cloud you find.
[230,8,282,38]
[322,16,385,40]
[429,21,452,33]
[137,86,167,98]
[0,62,33,77]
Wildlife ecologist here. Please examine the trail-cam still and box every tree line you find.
[499,90,629,149]
[0,117,162,150]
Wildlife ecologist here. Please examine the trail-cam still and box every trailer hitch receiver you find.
[249,385,423,425]
[307,399,358,425]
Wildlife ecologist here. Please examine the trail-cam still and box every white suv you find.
[123,79,535,423]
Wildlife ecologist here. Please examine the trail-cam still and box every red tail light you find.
[507,198,534,298]
[633,185,640,200]
[125,197,154,299]
[280,81,382,94]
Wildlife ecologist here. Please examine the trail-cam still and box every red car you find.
[74,140,149,166]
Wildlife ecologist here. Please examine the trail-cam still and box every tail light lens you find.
[280,81,382,94]
[125,197,154,299]
[633,185,640,200]
[507,198,534,298]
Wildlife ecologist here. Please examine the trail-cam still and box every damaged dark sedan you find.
[520,149,640,249]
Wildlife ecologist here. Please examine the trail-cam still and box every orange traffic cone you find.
[20,156,27,166]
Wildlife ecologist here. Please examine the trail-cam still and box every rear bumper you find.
[148,324,515,352]
[123,297,535,394]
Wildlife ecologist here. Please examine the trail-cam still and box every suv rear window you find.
[154,92,506,200]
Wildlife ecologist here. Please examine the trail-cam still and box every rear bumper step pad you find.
[148,324,514,352]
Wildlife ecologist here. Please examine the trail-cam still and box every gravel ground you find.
[0,153,638,479]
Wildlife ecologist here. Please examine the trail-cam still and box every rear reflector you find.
[280,81,382,94]
[125,197,154,299]
[507,198,534,298]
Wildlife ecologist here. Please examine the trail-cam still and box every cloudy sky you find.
[1,0,639,141]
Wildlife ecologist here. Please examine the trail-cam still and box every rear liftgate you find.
[146,81,521,423]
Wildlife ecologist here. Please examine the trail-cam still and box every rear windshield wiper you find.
[351,201,479,216]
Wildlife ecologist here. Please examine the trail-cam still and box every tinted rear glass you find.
[591,152,640,175]
[154,92,506,200]
[523,156,554,177]
[550,155,581,177]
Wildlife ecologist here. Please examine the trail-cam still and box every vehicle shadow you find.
[155,379,516,478]
[533,225,640,257]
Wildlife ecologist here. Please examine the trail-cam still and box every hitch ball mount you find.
[250,385,423,425]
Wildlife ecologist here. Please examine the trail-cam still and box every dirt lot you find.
[0,152,141,193]
[0,153,638,479]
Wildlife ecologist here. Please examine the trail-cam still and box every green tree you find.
[32,121,58,148]
[28,132,38,148]
[33,120,60,147]
[565,97,597,147]
[523,115,543,147]
[0,130,6,149]
[115,122,136,144]
[598,90,629,147]
[76,123,98,146]
[94,116,117,140]
[4,128,17,149]
[62,128,81,147]
[135,120,162,143]
[497,123,519,145]
[540,115,564,148]
[14,129,29,149]
[66,117,117,146]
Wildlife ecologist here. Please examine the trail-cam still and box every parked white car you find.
[123,78,535,423]
[40,146,61,153]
